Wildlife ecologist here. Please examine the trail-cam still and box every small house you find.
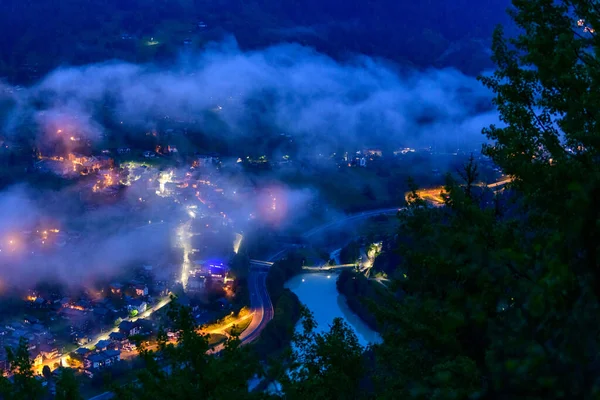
[133,284,148,297]
[38,344,59,360]
[109,283,123,294]
[85,349,121,370]
[109,331,128,345]
[95,340,111,352]
[75,347,91,358]
[118,321,140,337]
[29,350,43,367]
[127,299,147,314]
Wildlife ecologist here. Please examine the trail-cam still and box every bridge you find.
[250,259,356,272]
[302,264,356,271]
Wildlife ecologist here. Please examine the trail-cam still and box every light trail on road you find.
[176,220,194,290]
[407,177,514,205]
[233,233,243,254]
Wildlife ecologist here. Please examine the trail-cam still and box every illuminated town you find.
[0,84,511,398]
[0,136,508,382]
[0,1,591,398]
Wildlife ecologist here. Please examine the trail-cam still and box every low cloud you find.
[0,40,501,289]
[0,185,174,289]
[3,39,498,153]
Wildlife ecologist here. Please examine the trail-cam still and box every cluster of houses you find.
[76,318,156,371]
[0,316,60,372]
[0,273,172,375]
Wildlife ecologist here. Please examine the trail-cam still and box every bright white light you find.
[233,233,243,254]
[176,221,193,291]
[157,171,174,197]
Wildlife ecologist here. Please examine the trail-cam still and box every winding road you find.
[240,272,273,344]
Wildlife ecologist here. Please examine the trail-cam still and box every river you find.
[285,272,382,347]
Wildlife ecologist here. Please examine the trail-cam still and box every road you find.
[202,312,254,337]
[407,177,514,206]
[240,272,273,344]
[209,271,273,353]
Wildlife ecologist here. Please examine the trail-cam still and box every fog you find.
[0,40,501,289]
[0,185,174,289]
[2,38,498,152]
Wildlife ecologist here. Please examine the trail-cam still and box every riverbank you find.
[336,270,392,333]
[285,272,382,347]
[250,253,304,358]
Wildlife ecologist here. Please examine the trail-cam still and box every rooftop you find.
[96,340,111,349]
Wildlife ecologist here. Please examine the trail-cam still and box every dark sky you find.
[0,0,515,83]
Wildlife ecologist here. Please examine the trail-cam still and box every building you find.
[135,319,154,336]
[95,340,111,352]
[108,332,128,346]
[93,307,110,322]
[74,334,91,346]
[29,350,43,368]
[38,344,59,360]
[127,299,147,314]
[109,283,123,295]
[118,321,140,337]
[75,347,91,358]
[133,284,148,297]
[85,349,121,370]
